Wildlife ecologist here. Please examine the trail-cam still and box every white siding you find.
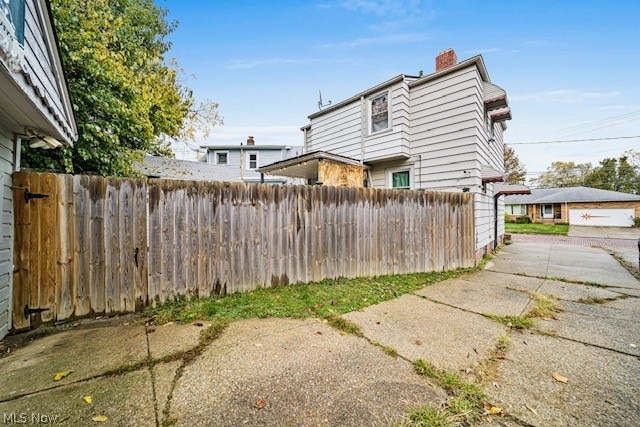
[205,147,303,183]
[0,125,14,339]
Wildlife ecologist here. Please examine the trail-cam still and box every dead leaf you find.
[193,322,203,327]
[375,321,381,325]
[83,396,93,404]
[483,403,502,415]
[92,415,108,422]
[53,370,72,381]
[552,372,568,383]
[254,398,266,410]
[71,322,81,327]
[315,331,322,335]
[630,343,637,348]
[492,381,500,389]
[525,403,538,416]
[254,343,262,347]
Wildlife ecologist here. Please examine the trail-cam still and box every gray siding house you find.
[0,0,77,338]
[200,137,303,184]
[301,49,513,259]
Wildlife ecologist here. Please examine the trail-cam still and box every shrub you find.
[633,217,640,227]
[504,214,515,224]
[555,222,569,226]
[515,215,531,224]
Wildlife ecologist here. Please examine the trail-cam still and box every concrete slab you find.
[344,294,507,371]
[488,243,640,289]
[606,287,640,297]
[0,370,156,426]
[608,247,640,270]
[414,274,532,317]
[0,320,148,401]
[490,331,640,427]
[169,318,446,427]
[147,321,211,359]
[536,280,621,302]
[536,301,640,356]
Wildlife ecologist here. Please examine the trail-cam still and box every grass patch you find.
[147,269,473,327]
[527,293,563,320]
[505,222,568,235]
[486,314,534,329]
[372,341,398,358]
[409,360,487,425]
[577,296,617,305]
[495,334,510,353]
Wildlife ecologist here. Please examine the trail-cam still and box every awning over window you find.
[488,107,512,123]
[494,183,531,196]
[481,165,505,183]
[483,82,508,110]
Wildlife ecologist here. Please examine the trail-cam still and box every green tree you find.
[22,0,221,176]
[584,154,639,194]
[503,145,527,184]
[531,161,593,188]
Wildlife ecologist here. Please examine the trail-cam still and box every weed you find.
[486,314,534,329]
[324,313,361,336]
[401,405,454,427]
[527,293,563,320]
[372,341,398,357]
[411,360,486,425]
[495,334,510,353]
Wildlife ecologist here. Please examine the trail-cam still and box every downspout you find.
[303,128,307,153]
[418,154,422,190]
[360,95,365,163]
[493,191,499,249]
[14,135,24,171]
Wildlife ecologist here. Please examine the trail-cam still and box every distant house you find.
[261,49,526,259]
[505,187,640,227]
[136,156,242,182]
[200,136,303,184]
[0,0,78,338]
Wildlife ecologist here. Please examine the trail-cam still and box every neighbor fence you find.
[12,171,475,330]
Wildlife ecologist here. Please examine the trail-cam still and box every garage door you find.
[569,208,634,227]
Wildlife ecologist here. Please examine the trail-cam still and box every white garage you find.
[569,208,635,227]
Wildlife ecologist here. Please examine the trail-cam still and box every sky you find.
[158,0,640,182]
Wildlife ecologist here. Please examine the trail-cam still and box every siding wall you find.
[306,81,409,162]
[0,125,14,339]
[206,147,303,182]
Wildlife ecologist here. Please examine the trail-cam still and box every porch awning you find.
[481,165,505,183]
[494,183,531,196]
[257,150,368,179]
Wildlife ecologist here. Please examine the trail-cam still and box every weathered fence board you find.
[12,172,475,328]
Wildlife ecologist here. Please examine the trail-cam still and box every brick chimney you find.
[247,136,255,146]
[435,48,457,72]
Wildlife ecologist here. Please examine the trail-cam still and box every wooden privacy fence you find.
[12,171,475,330]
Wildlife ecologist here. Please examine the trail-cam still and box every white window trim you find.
[368,91,392,136]
[246,151,259,171]
[541,204,553,219]
[214,150,229,165]
[387,166,413,190]
[507,204,526,216]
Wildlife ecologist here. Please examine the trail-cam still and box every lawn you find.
[505,222,569,235]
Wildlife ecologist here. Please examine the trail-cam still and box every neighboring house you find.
[136,155,242,182]
[0,0,77,338]
[200,136,304,184]
[262,49,520,259]
[505,187,640,227]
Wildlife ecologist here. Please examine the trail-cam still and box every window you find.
[541,204,553,218]
[506,204,526,215]
[246,152,258,170]
[214,151,228,165]
[370,92,389,133]
[3,0,25,44]
[391,170,410,189]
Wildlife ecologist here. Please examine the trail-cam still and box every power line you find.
[507,135,640,145]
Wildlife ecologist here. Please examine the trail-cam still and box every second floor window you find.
[215,152,228,165]
[247,152,258,170]
[370,93,389,133]
[3,0,25,44]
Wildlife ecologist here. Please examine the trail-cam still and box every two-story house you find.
[260,49,521,260]
[200,136,303,184]
[0,0,77,338]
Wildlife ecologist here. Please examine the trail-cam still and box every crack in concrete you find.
[144,323,160,427]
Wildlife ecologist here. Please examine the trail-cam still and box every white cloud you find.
[510,89,621,103]
[315,33,427,49]
[463,47,501,55]
[226,58,318,70]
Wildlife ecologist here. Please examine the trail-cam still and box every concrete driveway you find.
[568,224,640,239]
[0,242,638,426]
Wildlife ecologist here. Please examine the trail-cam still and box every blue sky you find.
[159,0,640,180]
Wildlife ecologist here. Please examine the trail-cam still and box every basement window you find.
[370,92,389,133]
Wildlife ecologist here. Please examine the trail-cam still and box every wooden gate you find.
[12,172,148,330]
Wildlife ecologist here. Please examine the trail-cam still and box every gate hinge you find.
[24,188,49,203]
[24,305,50,318]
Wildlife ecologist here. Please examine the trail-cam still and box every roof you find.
[135,156,242,182]
[481,165,504,183]
[257,150,368,179]
[199,144,295,150]
[505,187,640,204]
